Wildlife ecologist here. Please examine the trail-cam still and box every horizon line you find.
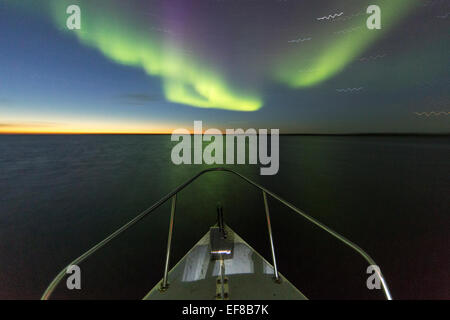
[0,132,448,136]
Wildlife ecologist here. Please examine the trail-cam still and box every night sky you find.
[0,0,449,134]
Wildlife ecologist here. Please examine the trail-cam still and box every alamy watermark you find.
[366,265,382,290]
[66,264,81,290]
[66,5,81,30]
[366,5,382,30]
[171,121,279,175]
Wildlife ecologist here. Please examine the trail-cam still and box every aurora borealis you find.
[0,0,449,133]
[274,1,419,88]
[48,0,263,112]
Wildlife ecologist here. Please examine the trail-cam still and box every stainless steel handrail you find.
[41,167,392,300]
[160,194,176,291]
[263,191,280,282]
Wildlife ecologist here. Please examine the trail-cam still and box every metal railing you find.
[41,167,392,300]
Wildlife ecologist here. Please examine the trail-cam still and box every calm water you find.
[0,135,448,299]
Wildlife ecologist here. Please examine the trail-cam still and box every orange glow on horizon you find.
[0,128,177,135]
[0,121,180,135]
[0,131,174,135]
[0,121,256,135]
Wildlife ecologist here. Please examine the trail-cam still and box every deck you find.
[143,225,307,300]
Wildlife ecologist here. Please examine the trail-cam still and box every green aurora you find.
[6,0,423,112]
[48,0,263,112]
[274,0,419,88]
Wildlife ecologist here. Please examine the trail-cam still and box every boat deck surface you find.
[144,225,307,300]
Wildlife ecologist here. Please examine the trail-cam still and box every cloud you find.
[116,93,163,105]
[0,98,12,105]
[0,122,61,128]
